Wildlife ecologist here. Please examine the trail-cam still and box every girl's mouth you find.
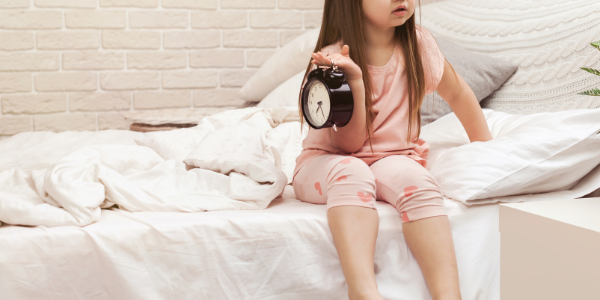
[392,6,408,16]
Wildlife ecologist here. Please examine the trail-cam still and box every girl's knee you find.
[323,157,377,208]
[396,184,446,223]
[326,156,374,185]
[293,156,376,207]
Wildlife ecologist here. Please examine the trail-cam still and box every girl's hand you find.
[311,45,363,82]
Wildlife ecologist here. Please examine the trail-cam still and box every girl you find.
[292,1,493,300]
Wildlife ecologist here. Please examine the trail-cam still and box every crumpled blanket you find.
[0,108,305,227]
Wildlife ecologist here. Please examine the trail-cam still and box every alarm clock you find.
[301,60,354,131]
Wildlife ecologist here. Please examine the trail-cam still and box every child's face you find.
[362,0,415,29]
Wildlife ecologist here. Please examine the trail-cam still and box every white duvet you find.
[1,107,599,227]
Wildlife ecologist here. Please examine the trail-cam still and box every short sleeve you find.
[417,26,445,95]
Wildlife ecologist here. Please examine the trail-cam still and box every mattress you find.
[0,183,500,300]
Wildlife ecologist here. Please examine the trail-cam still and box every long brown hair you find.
[298,0,429,152]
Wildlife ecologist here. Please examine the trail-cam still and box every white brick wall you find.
[0,0,440,136]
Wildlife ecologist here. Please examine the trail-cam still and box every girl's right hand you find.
[311,44,363,83]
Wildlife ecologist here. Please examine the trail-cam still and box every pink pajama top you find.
[293,26,445,180]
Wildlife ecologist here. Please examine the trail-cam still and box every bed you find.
[0,130,501,300]
[2,106,600,300]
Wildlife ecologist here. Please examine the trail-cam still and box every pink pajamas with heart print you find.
[292,154,447,223]
[293,26,448,222]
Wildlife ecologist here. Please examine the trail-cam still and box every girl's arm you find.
[311,45,368,153]
[436,60,493,142]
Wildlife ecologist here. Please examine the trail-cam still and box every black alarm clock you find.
[301,60,354,131]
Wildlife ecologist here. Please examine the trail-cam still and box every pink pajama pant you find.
[292,154,447,223]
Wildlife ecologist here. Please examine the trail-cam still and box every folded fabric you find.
[136,107,306,185]
[421,108,600,203]
[183,112,298,195]
[0,108,304,227]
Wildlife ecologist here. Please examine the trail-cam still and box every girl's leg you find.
[370,155,462,300]
[403,216,461,300]
[293,155,383,300]
[327,206,383,300]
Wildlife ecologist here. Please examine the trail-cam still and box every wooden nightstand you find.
[499,198,600,300]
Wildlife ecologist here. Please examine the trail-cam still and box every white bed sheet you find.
[5,125,600,299]
[0,184,500,300]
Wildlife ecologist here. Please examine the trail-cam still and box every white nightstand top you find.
[501,197,600,233]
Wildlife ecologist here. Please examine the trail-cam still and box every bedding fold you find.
[0,109,296,227]
[0,107,599,227]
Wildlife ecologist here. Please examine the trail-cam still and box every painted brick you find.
[0,115,31,136]
[162,70,218,89]
[34,113,97,132]
[127,52,187,70]
[280,30,306,46]
[35,0,97,8]
[37,31,100,50]
[98,113,131,130]
[63,52,125,70]
[100,72,160,90]
[0,11,62,29]
[134,90,191,109]
[2,93,67,114]
[250,11,302,29]
[220,69,256,87]
[304,11,323,28]
[164,31,220,49]
[246,49,277,67]
[70,92,131,111]
[162,0,217,9]
[0,32,34,51]
[221,0,275,8]
[191,11,246,29]
[189,49,244,68]
[0,53,59,71]
[35,72,97,92]
[0,0,29,8]
[0,72,31,93]
[66,10,126,29]
[129,11,188,29]
[194,88,244,107]
[100,0,157,8]
[223,30,277,48]
[278,0,324,9]
[102,31,160,49]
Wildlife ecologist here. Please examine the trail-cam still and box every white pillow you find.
[257,71,305,108]
[421,108,600,203]
[239,28,319,102]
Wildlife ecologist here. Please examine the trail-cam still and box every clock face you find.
[305,80,331,127]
